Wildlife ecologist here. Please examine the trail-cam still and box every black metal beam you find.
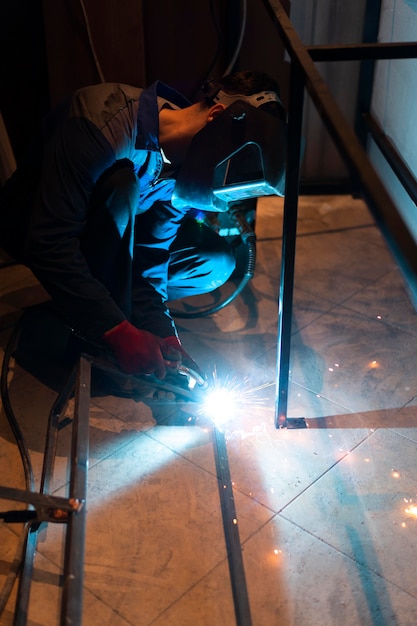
[307,41,417,62]
[354,0,382,148]
[275,61,304,428]
[213,427,253,626]
[13,529,36,626]
[364,112,417,208]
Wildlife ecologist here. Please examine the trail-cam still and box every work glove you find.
[164,335,207,386]
[103,320,181,379]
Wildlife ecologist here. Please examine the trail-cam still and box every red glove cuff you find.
[103,320,129,340]
[164,335,181,349]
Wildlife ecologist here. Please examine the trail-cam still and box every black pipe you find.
[364,112,417,207]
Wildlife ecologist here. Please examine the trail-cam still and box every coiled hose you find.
[171,207,256,319]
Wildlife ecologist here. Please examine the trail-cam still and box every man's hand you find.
[103,320,181,379]
[163,335,207,385]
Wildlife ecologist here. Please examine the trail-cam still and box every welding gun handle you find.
[163,336,207,386]
[177,363,208,388]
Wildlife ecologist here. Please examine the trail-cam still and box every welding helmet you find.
[171,80,287,213]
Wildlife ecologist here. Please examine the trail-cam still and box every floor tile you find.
[242,513,417,626]
[218,405,372,513]
[292,229,395,305]
[342,267,417,336]
[149,559,235,626]
[284,306,417,413]
[0,548,134,626]
[255,194,375,239]
[387,396,417,443]
[281,429,417,597]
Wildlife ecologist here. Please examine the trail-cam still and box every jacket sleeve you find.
[25,116,126,340]
[132,195,189,338]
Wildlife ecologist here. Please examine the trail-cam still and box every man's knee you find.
[167,219,236,299]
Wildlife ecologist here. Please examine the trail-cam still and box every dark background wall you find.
[0,0,49,163]
[0,0,289,167]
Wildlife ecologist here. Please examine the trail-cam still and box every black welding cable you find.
[1,316,34,492]
[0,315,35,615]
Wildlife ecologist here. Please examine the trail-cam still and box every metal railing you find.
[261,0,417,426]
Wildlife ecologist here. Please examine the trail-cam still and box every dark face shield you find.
[171,100,287,213]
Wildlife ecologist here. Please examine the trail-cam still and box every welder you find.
[0,70,285,382]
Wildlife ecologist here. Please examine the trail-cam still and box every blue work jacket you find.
[1,82,192,340]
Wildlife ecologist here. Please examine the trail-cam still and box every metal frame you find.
[1,354,253,626]
[261,0,417,427]
[0,356,90,626]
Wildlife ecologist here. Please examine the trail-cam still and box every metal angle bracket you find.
[276,415,307,429]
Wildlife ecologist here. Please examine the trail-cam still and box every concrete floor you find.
[2,194,417,625]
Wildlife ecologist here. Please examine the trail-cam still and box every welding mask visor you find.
[172,100,287,213]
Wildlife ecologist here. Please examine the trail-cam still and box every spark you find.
[199,367,274,428]
[405,504,417,518]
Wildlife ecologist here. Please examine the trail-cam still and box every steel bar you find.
[307,41,417,62]
[275,61,304,428]
[40,365,77,496]
[354,0,382,148]
[61,355,91,626]
[364,112,417,207]
[13,529,36,626]
[0,486,82,515]
[212,427,253,626]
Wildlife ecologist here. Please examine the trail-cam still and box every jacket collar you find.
[135,81,191,151]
